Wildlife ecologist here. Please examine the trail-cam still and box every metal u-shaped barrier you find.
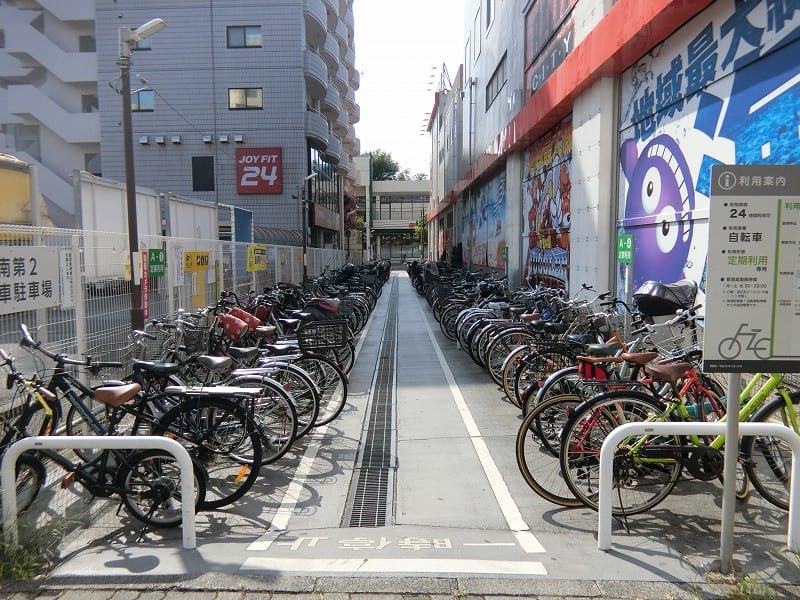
[1,436,197,550]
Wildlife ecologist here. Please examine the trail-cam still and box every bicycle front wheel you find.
[742,390,800,510]
[117,449,206,527]
[2,452,46,514]
[515,394,585,507]
[293,353,348,426]
[155,397,262,510]
[559,390,680,515]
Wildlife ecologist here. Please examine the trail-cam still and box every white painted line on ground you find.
[241,557,547,575]
[247,275,388,552]
[420,296,547,555]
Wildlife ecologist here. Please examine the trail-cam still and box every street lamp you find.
[119,18,166,330]
[301,171,318,286]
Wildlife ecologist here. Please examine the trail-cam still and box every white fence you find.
[0,223,347,404]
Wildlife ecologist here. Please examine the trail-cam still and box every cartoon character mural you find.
[620,134,695,289]
[460,172,506,268]
[618,0,800,300]
[523,117,572,289]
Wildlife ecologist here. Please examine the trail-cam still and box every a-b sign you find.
[184,251,210,272]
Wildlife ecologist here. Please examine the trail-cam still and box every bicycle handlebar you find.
[19,323,122,370]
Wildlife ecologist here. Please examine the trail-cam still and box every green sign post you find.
[148,248,166,277]
[616,234,634,264]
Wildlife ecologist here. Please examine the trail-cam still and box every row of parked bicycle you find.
[410,260,799,518]
[0,261,390,532]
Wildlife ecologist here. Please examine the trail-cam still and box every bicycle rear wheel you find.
[515,394,584,507]
[155,397,262,510]
[293,353,348,426]
[559,390,680,515]
[3,452,46,513]
[742,391,800,510]
[117,449,206,527]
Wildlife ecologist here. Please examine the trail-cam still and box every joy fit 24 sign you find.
[236,148,282,194]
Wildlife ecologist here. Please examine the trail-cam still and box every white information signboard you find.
[703,165,800,373]
[0,246,61,315]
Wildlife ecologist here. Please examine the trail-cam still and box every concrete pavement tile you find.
[109,591,142,600]
[56,591,124,600]
[315,577,456,594]
[214,592,247,600]
[350,595,432,600]
[458,577,602,597]
[597,580,720,599]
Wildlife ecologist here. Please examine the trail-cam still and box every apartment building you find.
[95,0,360,248]
[0,0,99,227]
[1,0,360,248]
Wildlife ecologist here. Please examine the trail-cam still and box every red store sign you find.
[236,147,283,194]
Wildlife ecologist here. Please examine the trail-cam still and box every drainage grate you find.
[345,277,398,527]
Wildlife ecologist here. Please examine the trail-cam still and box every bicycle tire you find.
[155,397,262,510]
[230,368,312,440]
[559,390,680,515]
[486,329,540,386]
[500,344,534,405]
[4,452,46,513]
[523,365,581,415]
[243,378,298,465]
[512,348,576,410]
[515,394,585,507]
[293,353,348,426]
[117,449,206,527]
[741,390,800,511]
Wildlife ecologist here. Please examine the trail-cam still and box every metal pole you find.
[719,373,741,573]
[302,186,308,286]
[119,52,144,330]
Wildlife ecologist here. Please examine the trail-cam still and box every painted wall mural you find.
[618,0,800,300]
[522,117,572,289]
[461,172,507,268]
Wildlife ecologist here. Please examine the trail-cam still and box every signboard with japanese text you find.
[184,251,210,273]
[141,252,150,320]
[0,247,60,315]
[246,244,267,272]
[703,164,800,373]
[617,234,634,264]
[148,248,166,277]
[236,147,282,194]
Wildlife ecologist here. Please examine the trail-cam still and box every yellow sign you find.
[184,251,210,272]
[247,244,267,272]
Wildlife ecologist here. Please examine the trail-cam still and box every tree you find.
[368,149,400,181]
[412,172,428,181]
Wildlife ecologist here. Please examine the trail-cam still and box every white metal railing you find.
[598,422,800,553]
[1,436,197,549]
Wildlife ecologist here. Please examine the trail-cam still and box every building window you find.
[131,89,154,112]
[485,53,506,110]
[227,25,262,48]
[79,35,95,52]
[0,30,5,48]
[228,88,263,110]
[485,0,494,29]
[84,153,101,176]
[192,156,215,192]
[81,94,99,113]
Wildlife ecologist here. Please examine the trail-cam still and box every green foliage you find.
[414,214,427,242]
[368,149,400,181]
[0,516,72,580]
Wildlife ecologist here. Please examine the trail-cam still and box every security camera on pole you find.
[118,18,166,330]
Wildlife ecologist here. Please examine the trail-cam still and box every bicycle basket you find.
[181,325,211,354]
[296,319,349,352]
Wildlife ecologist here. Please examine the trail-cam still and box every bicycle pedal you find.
[61,471,76,489]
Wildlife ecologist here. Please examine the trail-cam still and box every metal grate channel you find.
[345,277,398,527]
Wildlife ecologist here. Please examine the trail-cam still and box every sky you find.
[353,0,465,177]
